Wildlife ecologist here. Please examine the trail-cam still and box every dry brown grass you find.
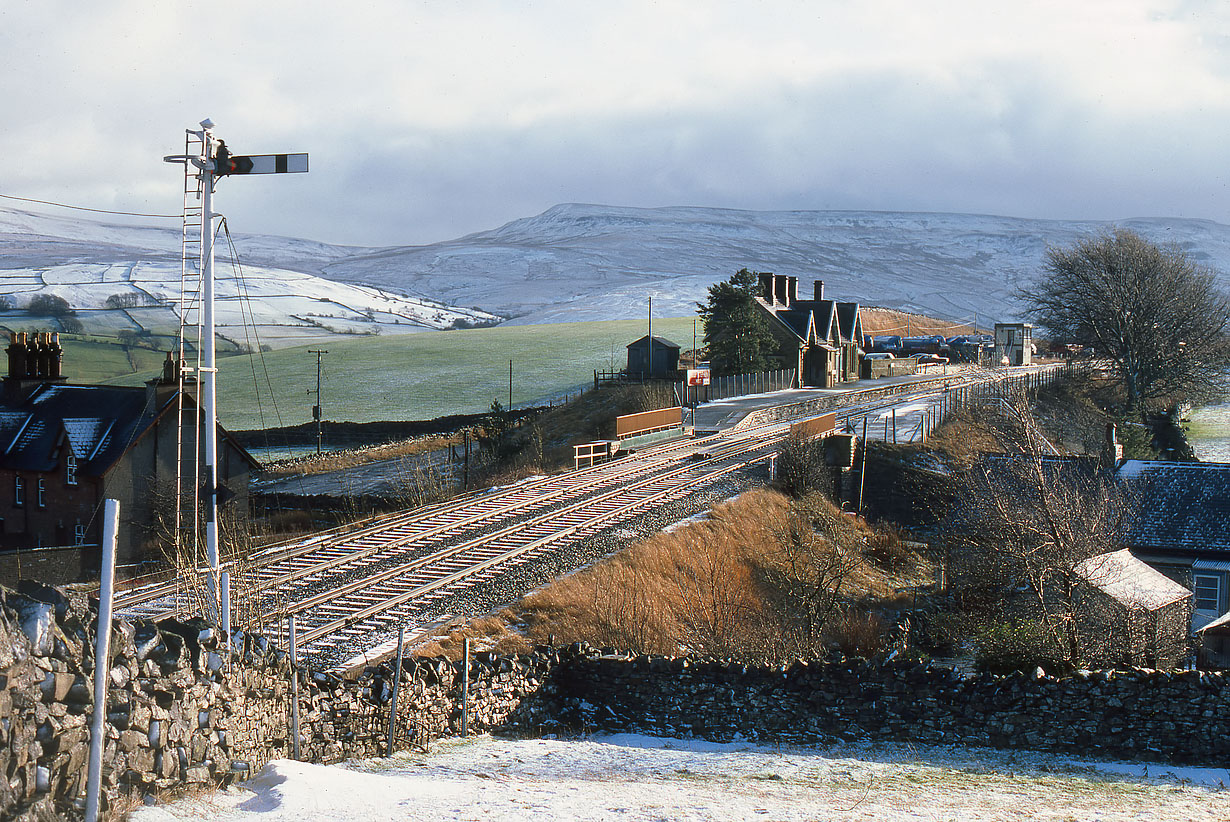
[924,408,1014,469]
[860,307,977,337]
[415,489,935,663]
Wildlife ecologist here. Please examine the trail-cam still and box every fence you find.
[857,363,1071,446]
[675,368,796,407]
[614,406,684,439]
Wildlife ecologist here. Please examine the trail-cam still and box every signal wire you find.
[0,192,180,219]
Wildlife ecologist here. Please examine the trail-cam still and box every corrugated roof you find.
[1075,549,1192,610]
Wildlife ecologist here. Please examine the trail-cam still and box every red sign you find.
[687,369,711,386]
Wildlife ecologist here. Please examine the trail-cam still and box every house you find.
[1071,549,1192,668]
[626,335,681,378]
[753,274,863,387]
[1115,460,1230,630]
[0,332,257,579]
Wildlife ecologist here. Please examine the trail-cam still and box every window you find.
[36,478,44,508]
[14,476,23,507]
[1194,574,1221,614]
[65,454,77,486]
[73,521,85,546]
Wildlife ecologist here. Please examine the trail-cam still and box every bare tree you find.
[1023,229,1230,415]
[769,502,859,656]
[945,395,1137,667]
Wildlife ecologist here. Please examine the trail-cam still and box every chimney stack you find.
[758,272,775,304]
[6,332,28,380]
[814,280,825,302]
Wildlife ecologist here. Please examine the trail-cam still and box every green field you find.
[99,317,701,430]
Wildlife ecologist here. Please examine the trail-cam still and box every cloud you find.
[4,1,1230,245]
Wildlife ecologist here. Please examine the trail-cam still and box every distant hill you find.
[323,204,1230,326]
[0,206,500,349]
[7,203,1230,340]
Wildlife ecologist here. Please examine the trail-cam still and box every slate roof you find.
[0,383,161,477]
[1074,549,1192,610]
[1116,460,1230,555]
[758,296,861,349]
[626,335,681,350]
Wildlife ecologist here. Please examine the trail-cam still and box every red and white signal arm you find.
[687,369,711,386]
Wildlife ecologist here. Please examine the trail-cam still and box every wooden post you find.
[858,417,868,516]
[289,615,300,761]
[386,625,405,756]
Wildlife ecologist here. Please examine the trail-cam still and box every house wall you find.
[0,406,251,575]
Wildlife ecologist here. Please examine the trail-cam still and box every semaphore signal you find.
[162,119,308,624]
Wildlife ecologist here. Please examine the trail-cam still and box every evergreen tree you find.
[697,268,776,376]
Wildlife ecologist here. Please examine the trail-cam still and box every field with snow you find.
[10,203,1230,347]
[0,206,500,348]
[131,733,1230,821]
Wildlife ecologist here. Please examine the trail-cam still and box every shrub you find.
[974,619,1069,675]
[775,433,828,497]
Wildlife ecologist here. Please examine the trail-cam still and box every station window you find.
[1194,574,1221,614]
[36,478,45,508]
[14,476,23,507]
[65,454,77,486]
[73,521,85,546]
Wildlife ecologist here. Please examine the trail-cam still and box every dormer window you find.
[65,454,77,486]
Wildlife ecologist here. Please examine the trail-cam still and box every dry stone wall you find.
[4,581,1230,819]
[529,647,1230,765]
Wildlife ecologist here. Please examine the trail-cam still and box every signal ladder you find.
[172,129,206,581]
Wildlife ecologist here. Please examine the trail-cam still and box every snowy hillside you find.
[0,207,501,347]
[324,205,1230,325]
[8,203,1230,340]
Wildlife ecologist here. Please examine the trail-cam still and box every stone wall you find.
[6,580,1230,819]
[0,583,554,819]
[528,647,1230,765]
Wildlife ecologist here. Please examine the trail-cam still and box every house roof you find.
[0,381,258,478]
[627,335,681,350]
[0,383,158,476]
[757,296,861,349]
[1074,549,1192,610]
[1116,460,1230,554]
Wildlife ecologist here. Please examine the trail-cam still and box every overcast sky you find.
[4,0,1230,248]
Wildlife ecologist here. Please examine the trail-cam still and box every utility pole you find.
[647,296,653,379]
[308,349,328,454]
[164,120,307,622]
[509,359,513,409]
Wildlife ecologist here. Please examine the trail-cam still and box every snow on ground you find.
[131,733,1230,821]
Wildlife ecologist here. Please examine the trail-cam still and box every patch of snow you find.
[129,733,1230,821]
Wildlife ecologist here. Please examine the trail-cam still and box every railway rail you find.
[116,418,787,665]
[115,366,1062,670]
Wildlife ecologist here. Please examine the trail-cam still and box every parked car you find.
[911,353,949,364]
[865,352,895,360]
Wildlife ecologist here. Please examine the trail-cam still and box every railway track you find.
[115,367,1060,669]
[116,419,786,666]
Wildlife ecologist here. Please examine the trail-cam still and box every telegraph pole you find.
[164,120,307,622]
[309,349,328,454]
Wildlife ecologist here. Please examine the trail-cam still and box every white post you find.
[200,124,221,622]
[220,571,231,650]
[461,636,471,737]
[86,499,120,822]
